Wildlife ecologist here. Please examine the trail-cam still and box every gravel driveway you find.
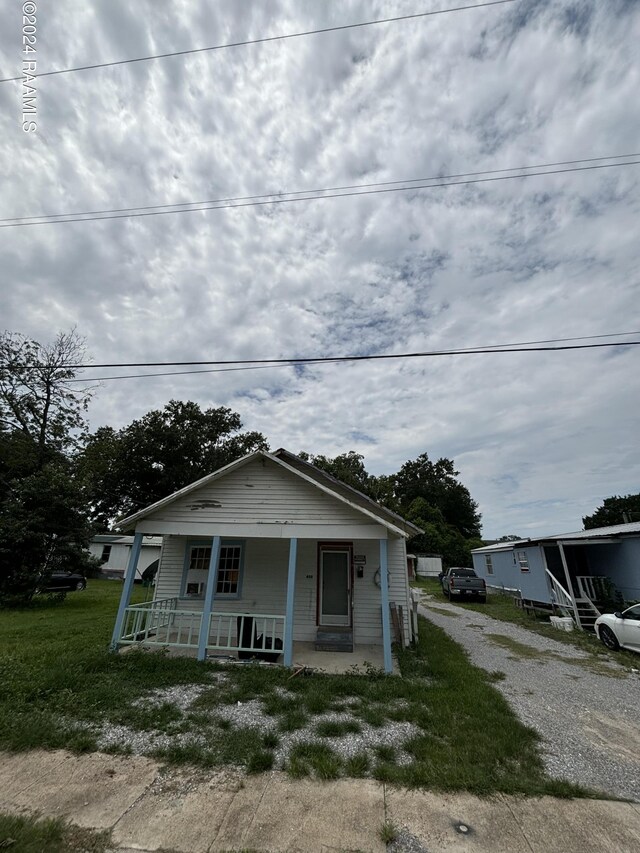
[419,596,640,802]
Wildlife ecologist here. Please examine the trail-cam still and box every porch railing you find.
[119,597,202,648]
[576,575,607,603]
[205,612,286,654]
[118,599,286,657]
[544,569,574,611]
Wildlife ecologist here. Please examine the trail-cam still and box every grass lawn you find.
[0,812,110,853]
[0,580,593,796]
[413,577,640,668]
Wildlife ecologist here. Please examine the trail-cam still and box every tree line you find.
[3,329,633,606]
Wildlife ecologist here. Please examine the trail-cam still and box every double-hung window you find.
[485,554,494,575]
[183,541,244,597]
[516,550,530,572]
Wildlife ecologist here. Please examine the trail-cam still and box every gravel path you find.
[419,596,640,802]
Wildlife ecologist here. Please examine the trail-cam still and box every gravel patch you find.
[96,722,206,753]
[419,597,640,801]
[274,717,419,767]
[133,684,208,711]
[92,680,420,772]
[388,828,429,853]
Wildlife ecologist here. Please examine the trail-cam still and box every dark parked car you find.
[441,567,486,602]
[39,571,87,593]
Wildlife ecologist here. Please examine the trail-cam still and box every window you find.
[100,545,112,563]
[516,550,529,572]
[485,555,493,575]
[184,542,243,597]
[216,546,242,595]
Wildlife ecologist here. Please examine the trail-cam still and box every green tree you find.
[0,330,96,605]
[300,448,482,567]
[79,400,269,526]
[583,494,640,529]
[394,453,481,539]
[299,451,375,494]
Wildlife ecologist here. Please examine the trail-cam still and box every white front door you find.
[320,550,351,626]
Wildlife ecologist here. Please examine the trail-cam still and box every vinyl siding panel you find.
[148,457,377,530]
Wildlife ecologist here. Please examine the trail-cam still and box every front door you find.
[320,549,351,626]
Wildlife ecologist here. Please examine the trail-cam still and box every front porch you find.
[117,597,394,673]
[111,531,405,673]
[543,540,631,630]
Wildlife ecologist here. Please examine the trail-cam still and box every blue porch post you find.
[197,536,221,662]
[283,538,298,667]
[110,532,143,650]
[379,538,393,673]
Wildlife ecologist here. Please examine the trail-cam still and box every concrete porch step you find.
[315,628,353,653]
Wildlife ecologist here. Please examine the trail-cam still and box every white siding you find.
[155,534,411,647]
[89,542,160,579]
[148,457,378,531]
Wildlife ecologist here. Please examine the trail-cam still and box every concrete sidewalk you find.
[1,750,640,852]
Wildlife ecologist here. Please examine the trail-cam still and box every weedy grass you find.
[0,813,111,853]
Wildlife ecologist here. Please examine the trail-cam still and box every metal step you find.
[315,629,353,652]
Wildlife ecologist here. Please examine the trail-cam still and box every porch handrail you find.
[205,611,286,654]
[119,597,180,642]
[119,605,287,655]
[576,575,607,603]
[544,568,574,610]
[125,596,178,610]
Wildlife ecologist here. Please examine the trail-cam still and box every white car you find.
[594,605,640,653]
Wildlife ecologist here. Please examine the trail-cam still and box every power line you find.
[0,1,515,84]
[2,152,637,225]
[17,333,638,378]
[65,334,640,383]
[2,159,638,230]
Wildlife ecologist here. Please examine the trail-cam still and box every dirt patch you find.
[580,710,640,764]
[484,634,627,678]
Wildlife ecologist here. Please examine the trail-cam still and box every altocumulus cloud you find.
[0,0,638,537]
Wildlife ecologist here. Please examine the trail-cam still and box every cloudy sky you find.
[1,0,638,538]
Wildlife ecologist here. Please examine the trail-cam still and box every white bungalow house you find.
[110,449,421,673]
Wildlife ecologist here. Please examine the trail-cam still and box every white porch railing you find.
[119,597,203,648]
[118,599,286,657]
[205,612,286,655]
[576,575,607,603]
[544,569,574,610]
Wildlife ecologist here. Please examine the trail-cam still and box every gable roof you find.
[115,449,422,538]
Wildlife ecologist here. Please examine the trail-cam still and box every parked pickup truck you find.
[441,567,486,602]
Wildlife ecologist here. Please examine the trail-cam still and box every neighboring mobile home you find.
[110,449,421,672]
[472,522,640,630]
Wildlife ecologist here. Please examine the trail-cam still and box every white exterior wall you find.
[147,457,372,529]
[89,541,160,579]
[155,533,411,645]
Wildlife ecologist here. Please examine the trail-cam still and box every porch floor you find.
[292,641,399,675]
[122,637,397,674]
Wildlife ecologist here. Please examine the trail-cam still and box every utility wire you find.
[2,152,637,225]
[2,159,638,230]
[65,334,640,383]
[15,333,639,377]
[0,1,516,84]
